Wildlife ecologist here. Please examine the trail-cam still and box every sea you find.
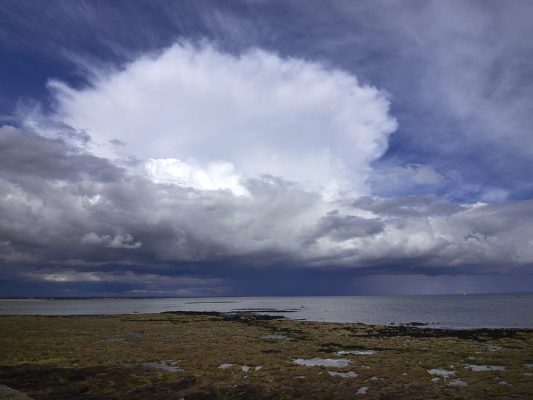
[1,293,532,329]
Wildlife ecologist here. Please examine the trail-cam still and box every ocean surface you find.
[1,293,532,329]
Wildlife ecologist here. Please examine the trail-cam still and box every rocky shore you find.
[0,312,532,399]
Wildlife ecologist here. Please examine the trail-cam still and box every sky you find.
[1,0,533,296]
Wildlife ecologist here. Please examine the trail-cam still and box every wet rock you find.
[464,364,506,372]
[142,360,182,372]
[448,379,468,387]
[337,350,376,355]
[327,371,357,378]
[356,386,368,395]
[428,369,455,377]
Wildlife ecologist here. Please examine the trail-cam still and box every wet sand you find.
[0,312,532,399]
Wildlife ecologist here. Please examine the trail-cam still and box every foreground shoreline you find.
[1,311,532,399]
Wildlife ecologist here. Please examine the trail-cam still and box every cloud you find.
[416,1,533,156]
[146,158,249,196]
[1,125,533,282]
[81,232,142,249]
[306,210,384,243]
[3,0,533,203]
[369,164,444,196]
[45,42,397,196]
[0,125,121,182]
[352,195,464,218]
[1,20,532,295]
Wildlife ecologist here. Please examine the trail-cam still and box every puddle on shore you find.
[218,363,261,372]
[293,358,351,368]
[428,369,455,377]
[262,334,288,341]
[327,371,357,378]
[142,360,181,372]
[337,350,376,356]
[464,364,506,372]
[524,364,533,369]
[448,379,468,387]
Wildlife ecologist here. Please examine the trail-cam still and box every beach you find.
[0,311,532,399]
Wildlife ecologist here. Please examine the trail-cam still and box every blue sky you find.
[1,0,533,296]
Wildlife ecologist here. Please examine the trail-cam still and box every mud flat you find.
[0,312,532,399]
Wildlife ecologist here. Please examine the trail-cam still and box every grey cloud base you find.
[1,126,532,296]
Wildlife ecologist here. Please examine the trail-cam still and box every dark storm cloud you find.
[5,125,532,277]
[308,211,384,243]
[0,127,313,269]
[0,126,121,182]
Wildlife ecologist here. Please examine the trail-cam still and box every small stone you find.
[356,387,368,395]
[448,379,468,387]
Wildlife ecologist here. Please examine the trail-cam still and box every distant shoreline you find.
[1,291,532,300]
[2,295,533,329]
[1,310,533,332]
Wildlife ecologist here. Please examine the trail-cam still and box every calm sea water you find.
[1,294,532,329]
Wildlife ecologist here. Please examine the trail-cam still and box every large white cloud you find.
[46,42,397,196]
